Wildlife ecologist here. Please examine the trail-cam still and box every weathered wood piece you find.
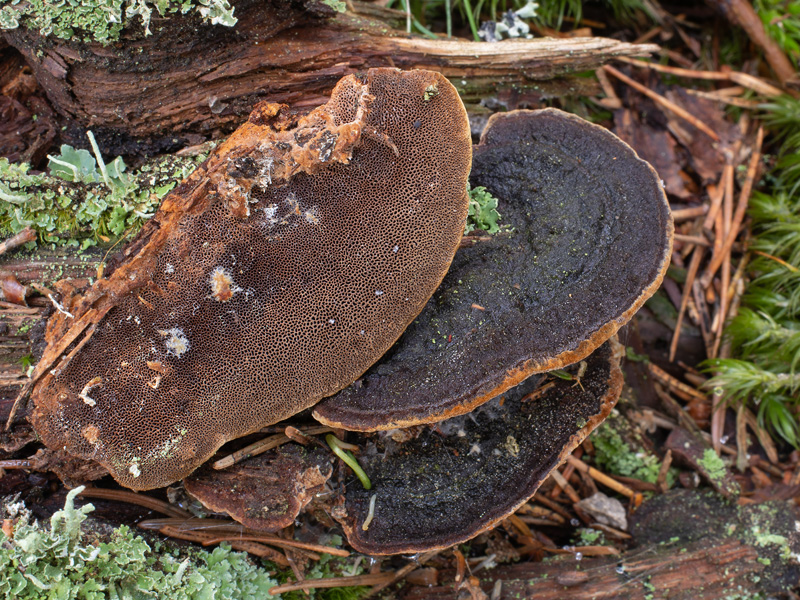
[3,0,658,152]
[0,247,102,412]
[400,490,800,599]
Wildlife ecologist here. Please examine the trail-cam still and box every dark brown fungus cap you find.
[184,445,332,532]
[28,68,471,490]
[314,108,672,431]
[334,337,624,555]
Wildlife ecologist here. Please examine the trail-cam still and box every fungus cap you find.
[184,445,332,532]
[314,108,673,431]
[29,68,472,491]
[334,337,624,555]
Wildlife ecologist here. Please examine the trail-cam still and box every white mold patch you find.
[158,328,190,358]
[129,463,141,478]
[79,376,103,407]
[304,207,320,225]
[264,204,279,224]
[258,157,274,186]
[209,266,242,302]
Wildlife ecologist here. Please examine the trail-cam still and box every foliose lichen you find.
[0,486,279,599]
[465,183,502,235]
[0,139,208,250]
[0,0,346,44]
[0,0,237,43]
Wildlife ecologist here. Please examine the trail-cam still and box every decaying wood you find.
[401,540,779,599]
[399,490,800,599]
[3,0,657,151]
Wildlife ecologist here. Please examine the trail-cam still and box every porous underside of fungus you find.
[184,445,332,532]
[334,337,624,555]
[314,108,673,431]
[28,68,472,491]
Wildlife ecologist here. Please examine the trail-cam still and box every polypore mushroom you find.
[313,108,673,431]
[27,68,472,490]
[334,337,624,555]
[184,444,332,532]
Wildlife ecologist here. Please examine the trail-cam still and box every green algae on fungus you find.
[333,339,624,555]
[314,108,673,432]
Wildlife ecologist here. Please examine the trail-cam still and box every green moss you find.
[0,141,207,247]
[1,486,279,599]
[590,412,677,487]
[697,448,728,486]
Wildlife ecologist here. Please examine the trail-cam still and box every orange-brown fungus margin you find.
[28,68,472,491]
[334,337,625,555]
[314,108,673,432]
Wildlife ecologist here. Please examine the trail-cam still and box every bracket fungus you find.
[313,108,673,431]
[184,445,332,532]
[26,68,472,490]
[20,74,673,556]
[333,337,624,555]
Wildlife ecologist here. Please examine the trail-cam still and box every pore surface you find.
[30,68,471,490]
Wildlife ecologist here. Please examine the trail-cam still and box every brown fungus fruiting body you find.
[334,337,624,555]
[29,68,472,491]
[314,108,673,431]
[184,445,333,532]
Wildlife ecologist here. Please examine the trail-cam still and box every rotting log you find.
[402,541,771,599]
[2,0,658,154]
[399,490,800,599]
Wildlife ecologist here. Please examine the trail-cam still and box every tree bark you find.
[3,0,658,154]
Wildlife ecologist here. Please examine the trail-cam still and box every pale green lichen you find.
[465,183,502,235]
[0,486,279,599]
[571,527,608,547]
[0,0,237,43]
[0,139,207,249]
[0,0,345,43]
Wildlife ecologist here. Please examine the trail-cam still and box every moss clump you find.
[590,412,676,487]
[0,142,207,249]
[697,448,729,486]
[571,527,608,547]
[0,486,279,599]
